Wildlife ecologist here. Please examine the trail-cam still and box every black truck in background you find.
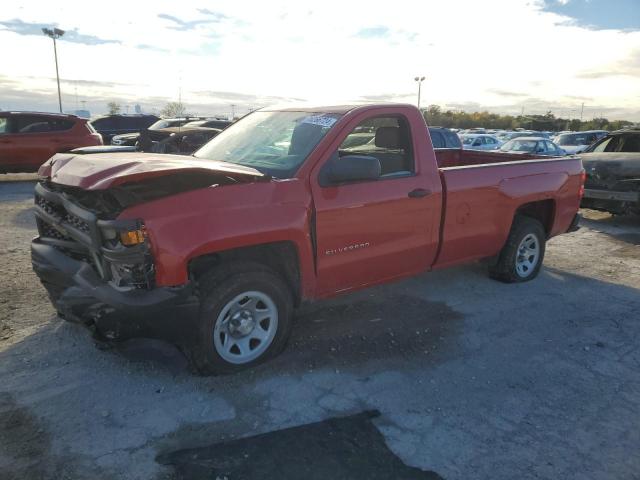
[580,129,640,216]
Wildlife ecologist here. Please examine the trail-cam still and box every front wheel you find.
[489,216,546,283]
[192,263,293,375]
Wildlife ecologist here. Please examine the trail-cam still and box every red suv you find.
[0,112,103,173]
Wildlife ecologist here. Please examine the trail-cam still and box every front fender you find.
[119,179,316,296]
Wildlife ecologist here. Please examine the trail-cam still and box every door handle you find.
[408,188,431,198]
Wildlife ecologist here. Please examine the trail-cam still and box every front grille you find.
[34,182,155,289]
[39,221,73,242]
[35,193,91,234]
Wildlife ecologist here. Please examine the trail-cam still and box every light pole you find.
[42,27,65,113]
[414,76,425,110]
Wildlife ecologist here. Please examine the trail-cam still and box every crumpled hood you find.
[38,152,264,190]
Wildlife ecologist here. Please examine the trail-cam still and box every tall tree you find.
[107,102,121,115]
[161,101,187,118]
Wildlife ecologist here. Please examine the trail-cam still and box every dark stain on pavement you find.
[157,410,444,480]
[270,291,463,372]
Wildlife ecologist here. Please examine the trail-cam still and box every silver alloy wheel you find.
[515,233,540,278]
[213,291,278,364]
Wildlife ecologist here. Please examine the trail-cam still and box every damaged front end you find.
[31,180,198,341]
[31,152,266,342]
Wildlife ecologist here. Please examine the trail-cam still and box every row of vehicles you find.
[459,130,609,155]
[0,111,231,173]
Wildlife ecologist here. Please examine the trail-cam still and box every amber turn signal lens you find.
[120,229,145,246]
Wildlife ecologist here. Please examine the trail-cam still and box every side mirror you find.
[320,154,381,186]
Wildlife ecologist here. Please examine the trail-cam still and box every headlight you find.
[120,226,146,246]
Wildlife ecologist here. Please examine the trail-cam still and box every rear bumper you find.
[582,189,640,214]
[583,188,639,203]
[31,239,198,343]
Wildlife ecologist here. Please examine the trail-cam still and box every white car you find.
[460,134,501,150]
[554,130,608,154]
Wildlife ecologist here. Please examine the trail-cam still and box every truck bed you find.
[433,156,583,269]
[435,148,548,168]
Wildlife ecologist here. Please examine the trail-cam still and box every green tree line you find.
[423,105,635,132]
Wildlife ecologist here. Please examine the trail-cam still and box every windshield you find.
[194,111,341,178]
[500,139,537,152]
[461,136,478,145]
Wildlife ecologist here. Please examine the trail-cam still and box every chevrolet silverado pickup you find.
[31,104,584,374]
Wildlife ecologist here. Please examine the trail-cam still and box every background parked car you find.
[580,128,640,215]
[460,133,501,150]
[498,137,566,156]
[554,130,608,154]
[0,111,102,173]
[429,126,462,149]
[90,114,159,144]
[110,117,206,146]
[150,127,222,154]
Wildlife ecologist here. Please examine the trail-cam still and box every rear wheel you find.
[490,216,546,283]
[192,263,293,375]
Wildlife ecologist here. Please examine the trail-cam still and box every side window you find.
[0,117,7,134]
[591,137,615,152]
[48,119,74,132]
[13,115,54,133]
[544,141,556,153]
[338,116,414,178]
[619,135,640,152]
[430,130,445,148]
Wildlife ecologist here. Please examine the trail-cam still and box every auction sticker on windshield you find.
[301,115,338,128]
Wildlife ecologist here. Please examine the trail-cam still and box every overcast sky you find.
[1,0,639,120]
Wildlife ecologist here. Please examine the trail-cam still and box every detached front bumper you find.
[31,239,198,343]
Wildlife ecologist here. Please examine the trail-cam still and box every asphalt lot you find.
[0,174,639,480]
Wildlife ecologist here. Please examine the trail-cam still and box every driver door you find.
[310,113,441,296]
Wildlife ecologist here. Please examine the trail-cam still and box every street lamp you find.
[414,76,425,110]
[42,27,65,113]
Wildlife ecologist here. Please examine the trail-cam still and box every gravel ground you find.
[0,177,639,479]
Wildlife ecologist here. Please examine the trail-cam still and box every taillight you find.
[579,170,586,198]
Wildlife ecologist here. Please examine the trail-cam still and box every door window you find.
[0,117,7,134]
[338,116,414,177]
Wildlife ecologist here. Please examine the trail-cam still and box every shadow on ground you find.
[157,410,443,480]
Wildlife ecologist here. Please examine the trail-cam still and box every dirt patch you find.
[268,293,463,373]
[157,410,443,480]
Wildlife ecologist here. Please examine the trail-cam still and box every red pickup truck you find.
[31,104,584,374]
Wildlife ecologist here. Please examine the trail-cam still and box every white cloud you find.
[0,0,638,120]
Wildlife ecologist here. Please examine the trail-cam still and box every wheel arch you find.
[514,199,556,236]
[188,241,302,306]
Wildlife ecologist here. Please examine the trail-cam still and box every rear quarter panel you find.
[434,157,583,269]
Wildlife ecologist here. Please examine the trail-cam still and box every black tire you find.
[489,215,546,283]
[191,262,293,375]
